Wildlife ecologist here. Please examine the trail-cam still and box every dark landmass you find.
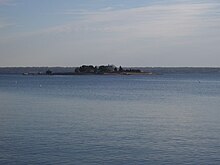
[0,65,151,76]
[73,65,149,75]
[0,65,220,75]
[21,65,151,76]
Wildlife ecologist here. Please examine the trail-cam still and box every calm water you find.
[0,74,220,164]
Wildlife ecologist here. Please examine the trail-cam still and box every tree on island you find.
[98,65,109,73]
[119,66,124,72]
[94,66,98,73]
[75,65,95,73]
[75,67,80,73]
[46,70,52,75]
[73,65,142,74]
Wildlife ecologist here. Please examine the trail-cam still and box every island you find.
[22,65,153,76]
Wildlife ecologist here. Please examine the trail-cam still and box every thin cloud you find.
[0,0,16,6]
[0,17,15,29]
[40,2,220,38]
[2,2,220,45]
[0,22,13,28]
[1,1,220,66]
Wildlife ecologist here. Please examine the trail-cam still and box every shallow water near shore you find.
[0,73,220,164]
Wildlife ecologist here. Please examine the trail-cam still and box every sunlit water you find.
[0,74,220,164]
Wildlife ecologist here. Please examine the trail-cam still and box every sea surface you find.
[0,73,220,164]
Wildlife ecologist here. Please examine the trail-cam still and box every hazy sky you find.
[0,0,220,67]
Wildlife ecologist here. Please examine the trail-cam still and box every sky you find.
[0,0,220,67]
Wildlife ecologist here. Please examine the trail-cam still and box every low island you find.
[23,65,153,76]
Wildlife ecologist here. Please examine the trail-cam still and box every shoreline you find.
[22,72,154,76]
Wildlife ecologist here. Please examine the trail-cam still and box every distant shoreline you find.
[24,72,153,76]
[20,65,154,76]
[0,67,220,75]
[22,71,154,76]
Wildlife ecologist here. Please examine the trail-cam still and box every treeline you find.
[74,65,141,74]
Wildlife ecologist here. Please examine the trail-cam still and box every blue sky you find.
[0,0,220,67]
